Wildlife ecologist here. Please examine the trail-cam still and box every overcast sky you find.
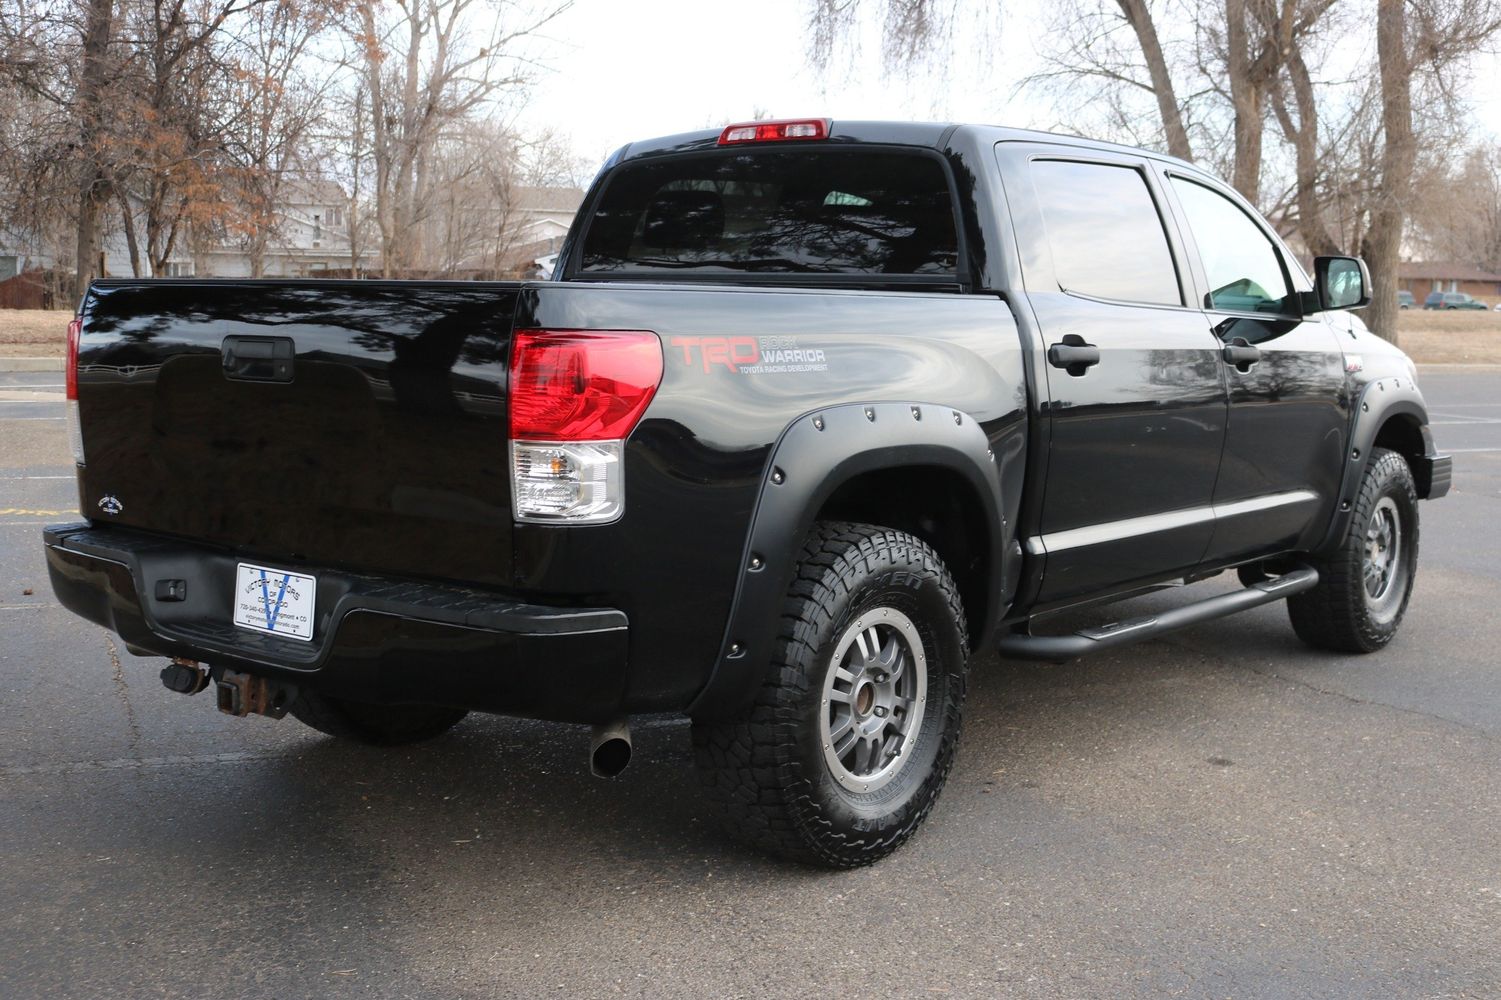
[514,0,1501,177]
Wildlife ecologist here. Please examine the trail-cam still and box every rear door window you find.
[578,150,959,277]
[1028,159,1182,306]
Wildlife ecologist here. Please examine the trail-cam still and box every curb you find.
[0,356,64,373]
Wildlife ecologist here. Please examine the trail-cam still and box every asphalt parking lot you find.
[2,367,1500,999]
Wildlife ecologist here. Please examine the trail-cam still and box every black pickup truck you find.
[46,119,1451,867]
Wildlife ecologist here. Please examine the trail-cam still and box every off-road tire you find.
[1288,447,1419,653]
[289,691,468,746]
[691,522,969,868]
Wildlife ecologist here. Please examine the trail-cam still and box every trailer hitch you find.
[215,669,293,719]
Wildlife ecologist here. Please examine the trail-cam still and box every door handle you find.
[222,336,295,382]
[1222,338,1260,372]
[1047,337,1100,376]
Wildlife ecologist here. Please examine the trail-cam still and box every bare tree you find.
[218,2,336,276]
[351,0,571,275]
[1409,145,1501,272]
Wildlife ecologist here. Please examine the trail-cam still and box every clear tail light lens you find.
[508,330,661,524]
[66,317,84,466]
[512,441,623,522]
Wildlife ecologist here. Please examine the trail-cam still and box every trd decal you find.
[671,336,829,375]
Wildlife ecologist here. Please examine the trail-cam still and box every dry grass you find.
[0,310,69,356]
[3,303,1499,363]
[1396,309,1501,364]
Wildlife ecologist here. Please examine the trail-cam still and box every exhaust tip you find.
[589,720,632,778]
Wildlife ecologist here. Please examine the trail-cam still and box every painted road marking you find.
[0,392,63,403]
[0,508,68,516]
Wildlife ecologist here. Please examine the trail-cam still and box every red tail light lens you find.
[66,317,82,400]
[718,118,831,145]
[509,330,663,441]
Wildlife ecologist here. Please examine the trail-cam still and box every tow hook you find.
[159,657,210,695]
[215,669,293,719]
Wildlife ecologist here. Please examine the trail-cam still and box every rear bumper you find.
[43,523,630,723]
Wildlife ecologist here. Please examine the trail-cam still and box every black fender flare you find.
[687,401,1011,721]
[1312,374,1440,555]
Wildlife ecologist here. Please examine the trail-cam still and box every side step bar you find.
[997,567,1319,663]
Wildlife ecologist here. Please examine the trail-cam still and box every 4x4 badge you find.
[98,495,123,516]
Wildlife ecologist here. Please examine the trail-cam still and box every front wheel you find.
[691,522,969,868]
[1288,448,1419,652]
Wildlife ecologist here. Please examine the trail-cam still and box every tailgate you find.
[74,279,521,586]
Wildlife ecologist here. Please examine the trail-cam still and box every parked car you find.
[1424,291,1488,309]
[1398,290,1415,309]
[45,119,1453,867]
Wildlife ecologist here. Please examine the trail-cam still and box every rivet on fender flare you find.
[952,411,962,425]
[813,415,825,431]
[864,407,876,422]
[771,468,785,484]
[911,406,921,420]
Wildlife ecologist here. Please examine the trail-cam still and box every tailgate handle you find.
[222,336,294,383]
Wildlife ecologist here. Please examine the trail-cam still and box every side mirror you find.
[1314,255,1371,311]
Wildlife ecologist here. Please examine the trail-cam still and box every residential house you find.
[1397,261,1501,304]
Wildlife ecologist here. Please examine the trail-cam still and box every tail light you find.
[508,330,662,524]
[65,317,84,465]
[718,118,831,145]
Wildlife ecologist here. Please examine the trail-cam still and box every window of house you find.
[162,261,193,277]
[0,255,17,280]
[1029,160,1182,306]
[1169,177,1294,314]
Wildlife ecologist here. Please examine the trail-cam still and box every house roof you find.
[512,186,585,213]
[280,177,347,206]
[1398,261,1501,282]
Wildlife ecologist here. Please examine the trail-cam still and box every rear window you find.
[577,150,960,277]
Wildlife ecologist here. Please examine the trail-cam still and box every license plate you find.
[232,562,316,641]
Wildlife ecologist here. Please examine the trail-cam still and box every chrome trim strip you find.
[1028,490,1319,554]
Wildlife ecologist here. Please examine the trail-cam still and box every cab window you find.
[1170,177,1294,314]
[1029,159,1181,306]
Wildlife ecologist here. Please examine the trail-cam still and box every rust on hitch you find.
[215,669,291,719]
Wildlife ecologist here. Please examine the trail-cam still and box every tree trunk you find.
[1115,0,1192,161]
[72,0,115,302]
[360,1,393,277]
[1364,0,1414,346]
[114,186,141,277]
[1271,46,1340,256]
[1225,0,1264,203]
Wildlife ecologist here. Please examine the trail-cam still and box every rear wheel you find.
[289,690,468,746]
[691,522,969,868]
[1288,448,1419,652]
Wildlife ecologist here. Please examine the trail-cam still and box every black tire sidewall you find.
[1343,452,1420,646]
[783,543,967,848]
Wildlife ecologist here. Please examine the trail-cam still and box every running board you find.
[997,567,1319,663]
